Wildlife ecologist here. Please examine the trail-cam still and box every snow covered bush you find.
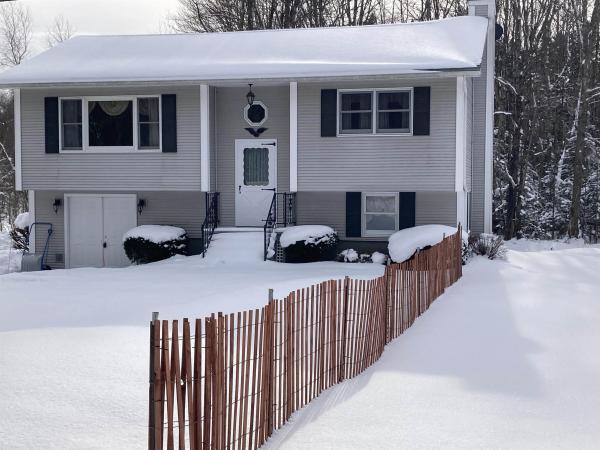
[280,225,338,263]
[470,233,506,260]
[123,225,187,264]
[371,251,389,265]
[388,225,463,263]
[337,248,358,263]
[10,212,31,251]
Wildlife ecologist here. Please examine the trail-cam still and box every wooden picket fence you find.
[148,228,463,450]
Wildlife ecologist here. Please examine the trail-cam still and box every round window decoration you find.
[244,101,268,127]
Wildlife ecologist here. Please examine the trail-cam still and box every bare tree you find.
[0,2,31,67]
[47,15,74,48]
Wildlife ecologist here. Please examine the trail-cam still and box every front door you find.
[235,139,277,226]
[66,194,136,268]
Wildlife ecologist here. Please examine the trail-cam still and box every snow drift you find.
[388,224,460,263]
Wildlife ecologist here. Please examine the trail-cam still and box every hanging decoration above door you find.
[243,86,268,137]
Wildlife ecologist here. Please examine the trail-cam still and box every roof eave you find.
[0,67,481,89]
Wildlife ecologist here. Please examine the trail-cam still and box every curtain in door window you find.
[243,147,269,186]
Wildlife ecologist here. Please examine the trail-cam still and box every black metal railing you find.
[201,192,220,257]
[263,192,297,261]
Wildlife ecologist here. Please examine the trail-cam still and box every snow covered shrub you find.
[337,248,358,263]
[371,251,389,265]
[470,233,507,260]
[461,238,472,265]
[280,225,338,263]
[123,225,187,264]
[10,212,31,251]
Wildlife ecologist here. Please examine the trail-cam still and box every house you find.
[0,0,495,269]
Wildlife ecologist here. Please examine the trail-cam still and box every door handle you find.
[238,185,242,194]
[103,242,107,248]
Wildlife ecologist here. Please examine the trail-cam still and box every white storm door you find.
[67,196,104,268]
[235,139,277,226]
[102,195,137,267]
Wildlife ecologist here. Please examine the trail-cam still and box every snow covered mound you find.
[279,226,336,249]
[123,225,186,244]
[14,212,31,230]
[388,225,459,263]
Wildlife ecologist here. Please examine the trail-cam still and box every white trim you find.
[243,101,268,127]
[336,87,414,137]
[483,2,495,234]
[361,192,399,238]
[28,190,35,253]
[58,95,162,153]
[456,190,467,229]
[14,88,22,191]
[200,84,210,191]
[289,81,298,192]
[455,76,466,193]
[64,193,137,269]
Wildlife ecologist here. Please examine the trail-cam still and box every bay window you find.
[59,95,161,152]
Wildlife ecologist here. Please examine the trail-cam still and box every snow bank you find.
[14,212,31,230]
[0,231,22,275]
[123,225,185,244]
[388,225,459,263]
[279,225,336,249]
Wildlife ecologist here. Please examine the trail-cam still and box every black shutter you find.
[399,192,416,230]
[346,192,362,238]
[44,97,59,154]
[321,89,337,137]
[161,94,177,152]
[413,87,431,136]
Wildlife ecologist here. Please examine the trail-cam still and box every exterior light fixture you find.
[246,83,255,106]
[137,199,146,215]
[52,198,62,214]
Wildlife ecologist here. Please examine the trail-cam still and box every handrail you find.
[263,192,297,260]
[201,192,220,257]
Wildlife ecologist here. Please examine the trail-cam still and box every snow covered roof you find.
[0,16,488,87]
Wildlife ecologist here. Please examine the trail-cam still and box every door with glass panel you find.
[234,139,277,226]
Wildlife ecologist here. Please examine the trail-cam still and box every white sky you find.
[19,0,180,52]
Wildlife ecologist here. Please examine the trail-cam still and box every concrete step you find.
[214,227,263,233]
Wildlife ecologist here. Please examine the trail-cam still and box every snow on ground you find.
[0,231,382,449]
[2,232,600,449]
[388,224,460,262]
[123,224,186,244]
[0,231,22,275]
[504,237,592,252]
[265,246,600,450]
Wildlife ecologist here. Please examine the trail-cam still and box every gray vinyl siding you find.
[20,86,202,191]
[297,79,456,192]
[415,192,457,227]
[33,190,206,269]
[466,78,473,192]
[215,86,290,227]
[471,4,490,232]
[296,191,456,241]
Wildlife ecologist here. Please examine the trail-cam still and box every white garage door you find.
[66,194,136,268]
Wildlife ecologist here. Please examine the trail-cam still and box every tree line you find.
[0,0,599,241]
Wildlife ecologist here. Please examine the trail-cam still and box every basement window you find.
[362,192,399,237]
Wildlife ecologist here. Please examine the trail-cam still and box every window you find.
[138,97,160,149]
[338,88,412,135]
[60,99,82,150]
[377,91,411,133]
[88,99,133,148]
[362,193,398,237]
[243,101,268,127]
[59,95,162,152]
[339,92,372,134]
[243,147,269,186]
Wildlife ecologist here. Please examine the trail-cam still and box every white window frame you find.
[362,192,399,237]
[337,88,414,137]
[58,95,162,153]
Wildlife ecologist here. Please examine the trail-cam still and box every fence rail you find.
[149,228,462,450]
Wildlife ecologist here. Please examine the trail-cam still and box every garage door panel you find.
[103,196,136,267]
[68,196,103,268]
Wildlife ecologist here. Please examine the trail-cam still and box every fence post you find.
[384,267,392,344]
[339,276,350,382]
[267,289,274,439]
[148,312,159,450]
